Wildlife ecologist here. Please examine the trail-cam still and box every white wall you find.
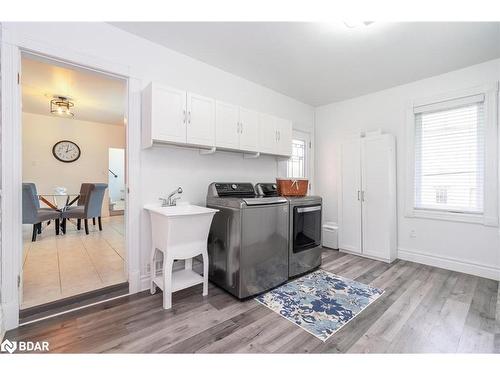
[22,112,125,217]
[5,22,315,281]
[315,59,500,280]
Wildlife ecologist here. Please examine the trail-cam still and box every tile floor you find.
[22,215,126,309]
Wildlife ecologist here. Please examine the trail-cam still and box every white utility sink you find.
[144,204,218,217]
[144,204,218,309]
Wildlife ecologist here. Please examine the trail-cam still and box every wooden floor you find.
[21,215,126,309]
[6,249,500,353]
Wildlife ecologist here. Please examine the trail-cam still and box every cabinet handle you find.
[240,122,243,134]
[357,190,360,201]
[361,191,365,202]
[188,111,191,124]
[183,110,186,124]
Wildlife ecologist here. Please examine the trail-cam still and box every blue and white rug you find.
[255,269,384,341]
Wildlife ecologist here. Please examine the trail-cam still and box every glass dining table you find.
[38,193,83,211]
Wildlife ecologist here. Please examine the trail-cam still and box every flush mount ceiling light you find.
[50,96,74,117]
[343,21,374,29]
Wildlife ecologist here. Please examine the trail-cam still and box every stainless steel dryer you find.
[256,183,323,278]
[206,183,289,299]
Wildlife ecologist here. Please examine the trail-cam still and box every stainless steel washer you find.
[206,183,289,299]
[256,183,323,278]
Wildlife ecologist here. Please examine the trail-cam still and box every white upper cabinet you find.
[276,117,292,157]
[215,101,240,149]
[142,81,293,157]
[186,93,216,147]
[216,102,260,152]
[238,107,259,152]
[258,113,278,154]
[142,83,186,147]
[258,114,292,157]
[142,83,215,148]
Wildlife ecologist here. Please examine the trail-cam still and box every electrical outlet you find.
[410,229,417,238]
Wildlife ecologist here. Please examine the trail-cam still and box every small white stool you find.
[147,207,217,310]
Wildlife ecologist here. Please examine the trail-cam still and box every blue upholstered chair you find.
[22,183,62,242]
[62,183,108,235]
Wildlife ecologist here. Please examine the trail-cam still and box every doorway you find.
[20,53,128,312]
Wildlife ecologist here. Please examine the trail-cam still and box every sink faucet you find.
[160,187,183,207]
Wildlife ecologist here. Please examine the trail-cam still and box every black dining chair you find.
[62,183,108,235]
[22,183,62,242]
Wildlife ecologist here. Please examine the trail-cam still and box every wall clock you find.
[52,140,81,163]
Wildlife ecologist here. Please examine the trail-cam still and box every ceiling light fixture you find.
[50,96,74,117]
[343,21,374,29]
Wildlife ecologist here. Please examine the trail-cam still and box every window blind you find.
[414,98,485,214]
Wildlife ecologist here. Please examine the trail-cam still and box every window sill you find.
[405,209,498,227]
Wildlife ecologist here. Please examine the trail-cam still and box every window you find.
[414,100,485,214]
[287,139,306,178]
[407,83,499,226]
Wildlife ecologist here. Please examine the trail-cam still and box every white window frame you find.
[287,134,309,179]
[278,129,313,191]
[405,83,499,226]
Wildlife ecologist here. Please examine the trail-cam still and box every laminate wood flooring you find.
[6,249,499,353]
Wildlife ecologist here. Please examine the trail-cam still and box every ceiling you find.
[111,22,500,106]
[21,54,126,125]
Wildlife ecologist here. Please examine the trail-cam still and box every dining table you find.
[38,193,82,211]
[37,193,87,233]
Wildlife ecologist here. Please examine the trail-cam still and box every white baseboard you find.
[127,269,141,294]
[1,300,19,331]
[339,248,394,263]
[398,248,500,281]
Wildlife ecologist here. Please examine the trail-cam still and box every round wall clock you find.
[52,140,81,163]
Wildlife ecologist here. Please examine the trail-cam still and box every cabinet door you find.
[215,101,239,149]
[186,92,216,147]
[338,139,362,254]
[258,113,277,154]
[276,117,292,157]
[361,135,396,261]
[150,84,186,143]
[239,107,259,152]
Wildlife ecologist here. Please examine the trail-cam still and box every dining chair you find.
[64,183,92,230]
[62,183,108,235]
[22,183,62,242]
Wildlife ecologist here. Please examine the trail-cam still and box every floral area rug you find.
[255,269,384,341]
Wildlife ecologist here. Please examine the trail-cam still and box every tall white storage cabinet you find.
[338,134,397,263]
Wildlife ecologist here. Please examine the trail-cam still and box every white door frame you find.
[1,25,142,330]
